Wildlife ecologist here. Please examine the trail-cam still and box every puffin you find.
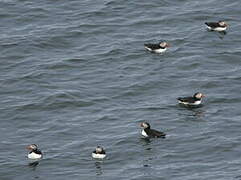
[26,144,43,160]
[92,146,106,159]
[205,21,228,32]
[144,42,170,53]
[177,92,205,106]
[140,122,166,138]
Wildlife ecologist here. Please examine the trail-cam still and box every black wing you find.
[93,150,105,154]
[146,129,166,138]
[144,43,162,50]
[205,22,219,28]
[33,149,42,155]
[177,96,195,103]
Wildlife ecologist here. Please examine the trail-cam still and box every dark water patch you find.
[1,0,241,179]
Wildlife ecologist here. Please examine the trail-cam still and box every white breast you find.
[154,48,167,53]
[178,100,201,106]
[28,152,42,159]
[214,27,227,31]
[141,129,148,137]
[145,46,167,53]
[207,25,226,32]
[192,100,201,105]
[92,153,106,159]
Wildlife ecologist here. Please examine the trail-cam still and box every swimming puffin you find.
[26,144,43,160]
[92,146,106,159]
[144,42,170,53]
[177,92,205,106]
[140,122,166,138]
[205,21,228,32]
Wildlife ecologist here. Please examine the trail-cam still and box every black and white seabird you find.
[144,42,170,53]
[177,92,205,106]
[26,144,43,160]
[205,21,228,32]
[140,122,166,138]
[92,146,106,159]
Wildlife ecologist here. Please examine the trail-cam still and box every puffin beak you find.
[166,43,170,47]
[140,123,143,127]
[202,94,205,98]
[26,145,32,150]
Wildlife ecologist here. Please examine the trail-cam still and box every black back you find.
[93,150,106,155]
[144,43,165,50]
[177,96,196,103]
[30,149,42,155]
[145,128,166,138]
[205,22,224,28]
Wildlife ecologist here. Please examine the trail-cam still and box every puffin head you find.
[218,21,228,27]
[95,146,104,153]
[193,92,205,99]
[159,42,170,48]
[140,122,151,129]
[26,144,38,151]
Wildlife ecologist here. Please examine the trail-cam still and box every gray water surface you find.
[1,0,241,180]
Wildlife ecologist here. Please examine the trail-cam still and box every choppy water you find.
[1,0,241,179]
